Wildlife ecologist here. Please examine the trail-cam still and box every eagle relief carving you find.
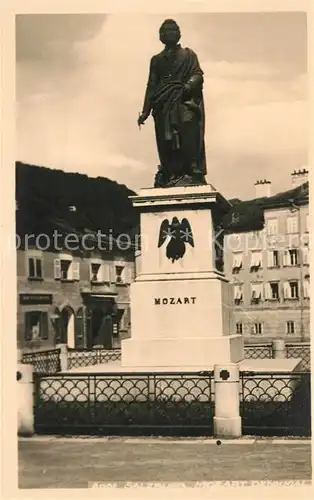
[157,217,194,262]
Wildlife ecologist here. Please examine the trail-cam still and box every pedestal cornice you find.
[130,185,232,213]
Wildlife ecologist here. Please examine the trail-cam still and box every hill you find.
[15,162,139,244]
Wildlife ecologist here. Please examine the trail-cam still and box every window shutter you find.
[36,258,43,278]
[267,251,273,268]
[97,263,104,282]
[72,261,80,281]
[75,308,84,340]
[110,264,116,283]
[283,250,289,266]
[124,265,131,284]
[264,283,271,300]
[295,249,299,265]
[54,259,61,279]
[102,263,110,282]
[250,253,255,267]
[85,308,92,348]
[302,246,309,265]
[28,258,35,277]
[89,263,94,281]
[283,281,290,299]
[233,285,238,299]
[303,280,310,298]
[54,313,61,345]
[24,313,32,341]
[41,312,49,339]
[257,252,262,268]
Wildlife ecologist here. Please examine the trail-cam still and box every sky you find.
[16,12,308,200]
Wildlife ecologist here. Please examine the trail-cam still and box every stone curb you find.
[18,436,311,445]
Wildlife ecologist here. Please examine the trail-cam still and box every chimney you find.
[291,168,309,189]
[254,179,271,198]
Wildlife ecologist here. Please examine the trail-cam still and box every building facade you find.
[17,245,135,351]
[224,170,310,342]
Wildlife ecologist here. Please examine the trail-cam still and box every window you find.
[236,323,243,334]
[302,246,309,266]
[267,250,279,268]
[303,279,310,299]
[283,281,299,299]
[232,253,243,274]
[54,258,80,281]
[286,321,295,335]
[28,257,43,279]
[266,218,278,236]
[286,216,298,234]
[61,259,71,280]
[264,282,280,300]
[283,249,299,266]
[251,283,263,304]
[91,263,100,282]
[250,251,262,271]
[233,285,243,305]
[252,323,263,335]
[115,265,124,283]
[24,311,48,341]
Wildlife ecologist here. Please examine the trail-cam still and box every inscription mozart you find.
[154,297,196,305]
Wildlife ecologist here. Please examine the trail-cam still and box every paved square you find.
[18,438,311,488]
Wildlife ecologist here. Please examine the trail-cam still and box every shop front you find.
[18,293,54,350]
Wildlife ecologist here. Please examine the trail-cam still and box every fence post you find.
[17,363,34,436]
[17,348,22,363]
[56,343,69,371]
[213,364,241,438]
[272,339,286,359]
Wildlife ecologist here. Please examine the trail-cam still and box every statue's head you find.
[159,19,181,46]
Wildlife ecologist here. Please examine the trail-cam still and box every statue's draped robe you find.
[142,45,207,180]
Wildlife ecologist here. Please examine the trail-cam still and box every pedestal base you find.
[121,334,244,368]
[214,416,242,438]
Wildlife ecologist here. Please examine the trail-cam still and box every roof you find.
[222,181,309,234]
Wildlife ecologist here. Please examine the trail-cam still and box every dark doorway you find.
[90,307,113,349]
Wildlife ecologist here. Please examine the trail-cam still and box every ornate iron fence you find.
[68,349,121,369]
[240,371,311,436]
[22,349,61,374]
[286,344,311,371]
[244,344,272,359]
[33,371,215,436]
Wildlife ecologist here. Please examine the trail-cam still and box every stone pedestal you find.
[122,185,244,369]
